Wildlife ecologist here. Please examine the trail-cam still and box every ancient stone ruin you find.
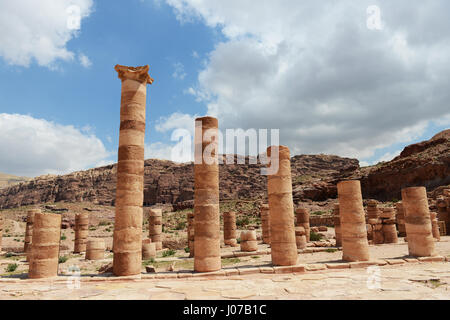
[337,180,370,262]
[223,211,237,246]
[240,230,258,252]
[332,203,342,247]
[0,213,3,252]
[380,207,398,244]
[142,238,156,260]
[187,212,195,257]
[74,212,89,253]
[267,145,298,266]
[86,238,105,260]
[24,209,39,261]
[260,204,271,244]
[402,187,436,257]
[28,212,61,279]
[193,116,221,272]
[148,209,162,251]
[295,208,311,242]
[112,64,153,277]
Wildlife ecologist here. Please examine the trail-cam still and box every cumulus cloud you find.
[78,53,92,68]
[0,0,93,68]
[163,0,450,162]
[0,113,111,177]
[172,62,187,80]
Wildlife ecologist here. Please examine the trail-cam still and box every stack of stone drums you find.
[24,209,39,261]
[395,202,407,237]
[260,204,271,244]
[142,238,156,259]
[295,208,310,242]
[295,226,307,249]
[149,209,162,251]
[380,207,398,244]
[402,186,436,257]
[240,230,258,252]
[223,211,237,246]
[436,197,449,235]
[74,212,89,253]
[86,238,105,260]
[430,212,440,241]
[367,200,383,244]
[0,213,3,252]
[28,212,62,279]
[266,145,298,266]
[337,180,370,262]
[187,212,194,257]
[332,203,342,247]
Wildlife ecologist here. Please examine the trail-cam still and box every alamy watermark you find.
[170,121,281,175]
[366,5,383,31]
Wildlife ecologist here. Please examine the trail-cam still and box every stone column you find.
[86,238,105,260]
[267,145,298,266]
[401,187,436,257]
[295,226,307,249]
[381,208,398,244]
[332,203,342,247]
[337,180,370,262]
[148,209,162,250]
[24,209,39,260]
[395,202,407,237]
[436,198,449,235]
[187,212,195,257]
[113,64,153,276]
[430,212,440,241]
[260,204,271,244]
[74,212,89,253]
[240,230,258,252]
[194,116,221,272]
[28,213,62,279]
[0,213,3,252]
[142,239,156,259]
[223,211,237,246]
[295,208,310,242]
[366,200,380,219]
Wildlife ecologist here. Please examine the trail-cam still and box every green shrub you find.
[5,252,14,258]
[184,247,190,253]
[6,263,18,272]
[142,258,156,266]
[236,216,250,227]
[175,221,186,230]
[310,231,323,241]
[58,256,68,264]
[325,248,338,253]
[60,234,67,240]
[162,249,176,257]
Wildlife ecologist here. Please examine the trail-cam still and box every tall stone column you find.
[395,202,407,237]
[401,187,436,257]
[113,65,153,276]
[74,212,89,253]
[28,213,61,279]
[337,180,370,262]
[267,145,298,266]
[430,212,440,241]
[260,204,271,244]
[194,116,221,272]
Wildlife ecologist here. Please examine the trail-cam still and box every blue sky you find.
[0,0,449,176]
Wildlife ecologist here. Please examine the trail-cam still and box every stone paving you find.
[0,237,449,300]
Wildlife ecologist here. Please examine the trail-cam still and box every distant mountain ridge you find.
[0,129,448,209]
[0,173,30,189]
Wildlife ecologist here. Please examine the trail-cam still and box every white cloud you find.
[172,62,187,80]
[0,113,111,177]
[155,112,198,135]
[192,51,199,58]
[78,53,92,68]
[0,0,93,68]
[163,0,450,162]
[144,142,174,160]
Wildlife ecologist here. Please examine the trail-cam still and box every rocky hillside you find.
[0,129,448,209]
[358,129,450,201]
[0,172,30,189]
[0,154,358,209]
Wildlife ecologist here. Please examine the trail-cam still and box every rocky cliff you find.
[358,129,450,201]
[0,129,448,209]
